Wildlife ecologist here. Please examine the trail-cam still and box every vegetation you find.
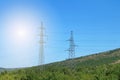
[1,48,120,80]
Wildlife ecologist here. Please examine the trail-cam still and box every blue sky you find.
[0,0,120,68]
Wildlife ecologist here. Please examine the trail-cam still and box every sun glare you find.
[16,29,27,40]
[4,7,39,45]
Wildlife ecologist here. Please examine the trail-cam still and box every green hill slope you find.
[0,48,120,80]
[0,68,6,72]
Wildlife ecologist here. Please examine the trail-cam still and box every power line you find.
[39,22,45,65]
[67,31,77,59]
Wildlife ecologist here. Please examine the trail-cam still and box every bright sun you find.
[9,27,29,45]
[16,29,27,39]
[4,8,37,44]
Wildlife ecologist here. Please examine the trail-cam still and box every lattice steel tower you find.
[39,22,45,65]
[67,31,76,59]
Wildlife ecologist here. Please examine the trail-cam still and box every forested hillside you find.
[0,68,6,73]
[0,48,120,80]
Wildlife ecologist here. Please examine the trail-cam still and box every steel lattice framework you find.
[39,22,45,65]
[67,31,76,59]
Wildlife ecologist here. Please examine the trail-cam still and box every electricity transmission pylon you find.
[67,31,76,59]
[39,22,45,65]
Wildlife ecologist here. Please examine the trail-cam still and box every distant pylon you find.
[67,31,76,59]
[39,22,45,65]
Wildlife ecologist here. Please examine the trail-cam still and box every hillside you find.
[0,48,120,80]
[0,68,6,73]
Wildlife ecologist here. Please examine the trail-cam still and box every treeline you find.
[1,48,120,80]
[0,63,120,80]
